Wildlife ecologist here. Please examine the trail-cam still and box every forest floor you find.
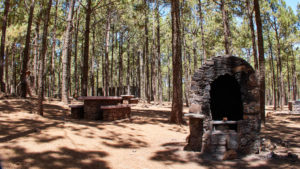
[0,97,299,169]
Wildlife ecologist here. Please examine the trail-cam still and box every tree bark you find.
[220,0,231,55]
[50,0,58,98]
[254,0,265,124]
[170,0,183,124]
[156,0,162,105]
[151,3,157,103]
[11,42,16,94]
[62,0,75,103]
[21,0,35,98]
[246,0,258,70]
[144,0,150,103]
[33,17,40,94]
[127,42,130,95]
[198,0,206,62]
[37,0,52,115]
[81,0,91,96]
[104,9,111,96]
[267,30,277,110]
[118,32,123,95]
[74,7,80,96]
[0,0,10,92]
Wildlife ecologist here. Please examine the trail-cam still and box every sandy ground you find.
[0,98,299,169]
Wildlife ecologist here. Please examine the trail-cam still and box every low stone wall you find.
[101,105,131,121]
[70,105,84,119]
[292,101,300,113]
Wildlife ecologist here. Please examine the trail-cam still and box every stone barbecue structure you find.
[185,55,261,160]
[291,101,300,113]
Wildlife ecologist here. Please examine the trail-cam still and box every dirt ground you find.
[0,98,299,169]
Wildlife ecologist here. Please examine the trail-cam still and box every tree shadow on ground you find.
[150,113,300,169]
[1,145,110,169]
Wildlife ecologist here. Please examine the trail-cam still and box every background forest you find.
[0,0,299,113]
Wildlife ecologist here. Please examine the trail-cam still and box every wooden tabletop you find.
[78,96,122,100]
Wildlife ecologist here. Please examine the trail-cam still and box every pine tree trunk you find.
[118,33,123,95]
[110,25,114,95]
[62,0,74,103]
[20,0,35,98]
[104,9,111,96]
[81,0,91,96]
[137,50,141,97]
[11,42,16,94]
[198,0,206,62]
[151,4,157,103]
[246,0,258,70]
[74,8,80,96]
[5,46,9,95]
[267,31,277,110]
[170,0,183,124]
[127,42,130,95]
[274,24,285,108]
[37,0,52,115]
[0,0,10,92]
[34,17,40,94]
[91,29,96,96]
[254,0,265,124]
[144,0,150,103]
[291,45,297,101]
[141,47,145,99]
[220,0,231,55]
[50,0,58,97]
[156,0,162,105]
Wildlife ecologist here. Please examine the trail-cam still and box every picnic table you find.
[78,96,123,120]
[120,95,134,103]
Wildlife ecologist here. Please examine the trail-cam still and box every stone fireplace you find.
[185,55,261,160]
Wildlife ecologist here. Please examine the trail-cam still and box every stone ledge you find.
[184,113,205,119]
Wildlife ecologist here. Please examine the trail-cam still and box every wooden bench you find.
[69,105,84,119]
[129,98,139,104]
[100,104,131,121]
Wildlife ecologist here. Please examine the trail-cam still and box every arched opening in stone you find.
[210,74,243,121]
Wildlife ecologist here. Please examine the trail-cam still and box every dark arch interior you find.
[210,74,243,121]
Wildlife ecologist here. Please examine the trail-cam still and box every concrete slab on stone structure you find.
[184,113,205,119]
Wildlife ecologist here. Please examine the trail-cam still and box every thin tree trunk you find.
[104,9,111,96]
[267,31,277,110]
[91,29,96,96]
[141,47,145,99]
[110,25,114,95]
[50,0,58,97]
[246,0,258,70]
[254,0,265,124]
[137,50,141,97]
[74,7,80,96]
[198,0,206,62]
[81,0,91,96]
[34,17,40,94]
[11,42,16,94]
[156,0,162,105]
[37,0,52,115]
[5,46,9,95]
[220,0,231,55]
[62,0,75,103]
[144,0,150,103]
[118,32,123,95]
[127,42,130,95]
[274,23,285,108]
[151,4,157,103]
[0,0,10,92]
[291,45,297,101]
[170,0,183,124]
